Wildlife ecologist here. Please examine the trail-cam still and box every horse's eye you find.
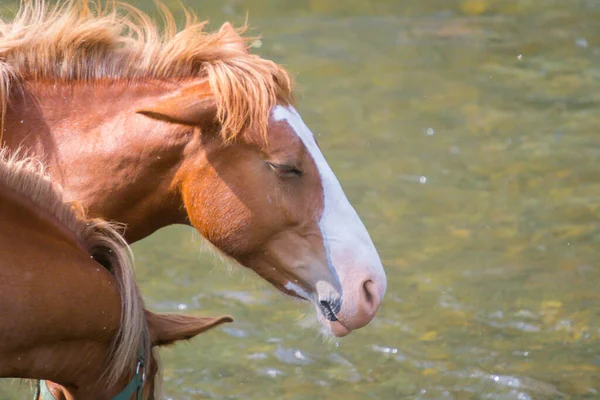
[267,162,303,178]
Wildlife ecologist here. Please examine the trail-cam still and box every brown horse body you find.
[0,1,386,337]
[0,152,231,399]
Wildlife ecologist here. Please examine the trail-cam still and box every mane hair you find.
[0,0,294,141]
[0,147,150,390]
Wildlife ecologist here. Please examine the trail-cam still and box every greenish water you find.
[4,0,600,398]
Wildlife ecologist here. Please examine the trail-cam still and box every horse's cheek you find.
[181,177,255,256]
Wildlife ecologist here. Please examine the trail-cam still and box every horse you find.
[0,0,386,337]
[0,149,232,399]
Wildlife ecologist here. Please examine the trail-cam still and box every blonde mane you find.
[0,0,293,140]
[0,147,149,390]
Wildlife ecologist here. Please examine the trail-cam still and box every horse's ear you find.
[146,310,233,347]
[219,22,248,54]
[135,80,217,126]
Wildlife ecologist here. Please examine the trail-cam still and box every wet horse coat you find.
[0,0,386,337]
[0,151,232,399]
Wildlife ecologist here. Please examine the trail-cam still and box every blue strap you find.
[34,353,145,400]
[34,380,56,400]
[112,355,145,400]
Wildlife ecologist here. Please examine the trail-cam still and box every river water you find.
[2,0,600,398]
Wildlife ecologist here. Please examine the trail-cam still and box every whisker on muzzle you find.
[319,300,339,322]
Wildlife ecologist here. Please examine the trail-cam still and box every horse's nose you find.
[343,274,385,330]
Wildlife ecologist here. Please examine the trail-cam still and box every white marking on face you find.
[272,105,387,315]
[284,281,311,300]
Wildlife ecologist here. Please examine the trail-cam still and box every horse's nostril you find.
[363,279,375,306]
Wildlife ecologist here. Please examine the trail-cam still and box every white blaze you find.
[272,105,386,315]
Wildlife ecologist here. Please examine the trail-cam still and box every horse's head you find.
[137,90,386,337]
[134,24,386,337]
[39,312,232,400]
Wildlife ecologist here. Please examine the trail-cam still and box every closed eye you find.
[267,162,303,178]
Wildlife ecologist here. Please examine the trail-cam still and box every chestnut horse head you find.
[0,1,386,337]
[138,84,387,336]
[0,150,232,399]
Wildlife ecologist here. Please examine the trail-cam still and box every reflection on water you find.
[3,0,600,398]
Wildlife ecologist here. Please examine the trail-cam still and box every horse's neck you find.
[0,186,119,392]
[4,81,193,242]
[1,343,112,398]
